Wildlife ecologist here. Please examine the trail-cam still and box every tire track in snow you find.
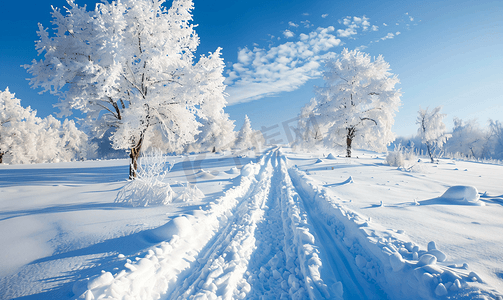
[287,157,387,300]
[74,153,269,300]
[168,151,276,299]
[72,149,503,300]
[75,149,384,299]
[242,151,301,299]
[287,164,503,300]
[276,153,339,299]
[300,200,384,299]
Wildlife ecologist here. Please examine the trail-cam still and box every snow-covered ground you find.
[1,148,502,299]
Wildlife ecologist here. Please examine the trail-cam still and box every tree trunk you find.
[0,152,3,164]
[426,142,434,163]
[346,127,355,157]
[346,136,352,157]
[129,137,144,179]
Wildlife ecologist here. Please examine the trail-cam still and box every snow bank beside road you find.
[289,166,503,299]
[74,159,264,299]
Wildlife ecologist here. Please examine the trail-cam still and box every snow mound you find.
[315,158,323,163]
[225,167,240,174]
[241,162,260,176]
[441,185,484,205]
[72,272,115,300]
[326,153,336,159]
[115,179,175,207]
[196,169,215,179]
[143,216,194,243]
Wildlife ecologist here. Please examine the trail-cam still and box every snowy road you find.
[74,148,503,300]
[4,149,502,299]
[165,150,389,299]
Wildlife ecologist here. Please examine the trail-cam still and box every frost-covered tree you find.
[312,48,402,157]
[0,88,91,164]
[445,118,488,159]
[190,49,235,153]
[24,0,223,178]
[235,115,264,150]
[292,98,324,150]
[0,88,35,163]
[488,119,503,160]
[417,106,451,163]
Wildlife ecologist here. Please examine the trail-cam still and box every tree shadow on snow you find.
[7,206,201,300]
[0,165,129,187]
[0,202,126,221]
[173,155,255,184]
[479,193,503,206]
[3,179,242,300]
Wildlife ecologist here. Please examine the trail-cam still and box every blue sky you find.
[1,0,502,142]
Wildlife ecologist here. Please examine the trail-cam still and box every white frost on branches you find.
[235,115,264,151]
[445,118,488,159]
[297,48,401,156]
[190,49,236,153]
[417,106,451,162]
[115,150,176,207]
[0,88,91,164]
[24,0,230,176]
[292,98,324,151]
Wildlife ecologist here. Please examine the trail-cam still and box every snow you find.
[440,185,483,205]
[1,148,503,299]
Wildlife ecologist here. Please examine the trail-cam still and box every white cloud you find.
[336,15,372,37]
[224,14,413,105]
[225,27,342,105]
[337,26,358,37]
[381,32,395,40]
[302,12,310,16]
[301,20,313,28]
[322,14,328,18]
[361,18,370,31]
[283,30,295,38]
[237,48,253,65]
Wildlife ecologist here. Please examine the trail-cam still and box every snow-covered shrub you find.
[175,182,205,202]
[386,144,418,171]
[1,88,93,164]
[115,150,175,207]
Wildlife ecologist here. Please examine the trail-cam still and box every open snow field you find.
[1,148,502,299]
